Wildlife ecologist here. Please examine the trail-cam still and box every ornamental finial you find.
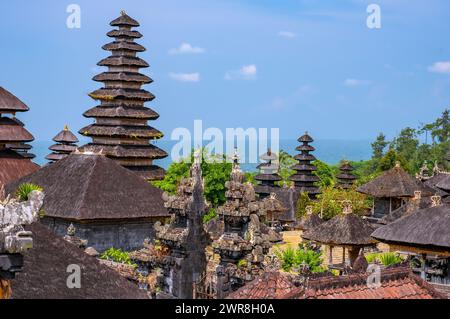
[120,10,126,16]
[342,200,352,215]
[431,195,442,207]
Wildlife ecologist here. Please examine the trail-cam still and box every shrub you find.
[203,208,217,223]
[100,248,136,266]
[275,245,325,273]
[379,252,403,267]
[15,183,43,201]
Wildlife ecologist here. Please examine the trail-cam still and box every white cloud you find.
[168,42,205,55]
[169,72,200,82]
[428,61,450,74]
[278,31,297,38]
[225,64,257,80]
[343,78,371,87]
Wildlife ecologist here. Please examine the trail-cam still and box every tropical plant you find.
[203,208,217,223]
[378,252,404,267]
[275,245,325,273]
[15,183,43,201]
[100,248,136,266]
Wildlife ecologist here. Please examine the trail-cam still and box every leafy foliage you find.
[203,208,217,223]
[276,150,296,186]
[15,183,43,201]
[364,252,404,266]
[275,244,326,273]
[296,186,371,220]
[152,150,232,207]
[100,248,136,266]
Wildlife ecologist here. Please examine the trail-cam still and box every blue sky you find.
[1,0,450,143]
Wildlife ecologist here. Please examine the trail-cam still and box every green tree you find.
[313,159,335,187]
[371,133,388,160]
[152,150,232,207]
[377,148,408,172]
[277,150,296,186]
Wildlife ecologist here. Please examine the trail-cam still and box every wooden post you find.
[342,247,346,265]
[420,253,427,280]
[0,279,12,299]
[329,246,333,265]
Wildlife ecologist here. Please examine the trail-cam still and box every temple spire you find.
[289,131,321,198]
[78,12,168,181]
[336,160,357,189]
[254,148,281,199]
[46,125,79,163]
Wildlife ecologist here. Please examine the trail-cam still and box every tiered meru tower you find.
[254,148,281,199]
[79,11,168,180]
[0,87,34,156]
[336,161,357,189]
[289,132,321,198]
[46,126,79,163]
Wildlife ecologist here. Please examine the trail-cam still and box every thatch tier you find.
[254,173,282,182]
[0,149,39,188]
[435,175,450,191]
[291,164,317,172]
[16,151,35,159]
[6,153,169,220]
[102,41,145,52]
[49,143,78,153]
[45,153,68,162]
[357,165,434,198]
[295,186,321,195]
[0,87,29,112]
[93,72,152,84]
[53,128,79,143]
[296,213,324,231]
[295,144,315,152]
[110,12,140,27]
[89,88,155,101]
[12,222,148,299]
[294,153,316,161]
[254,184,280,195]
[78,143,168,159]
[372,204,450,251]
[98,56,149,68]
[302,213,376,246]
[83,105,159,120]
[340,162,354,171]
[125,165,165,180]
[298,133,314,143]
[107,29,142,39]
[79,124,163,139]
[0,117,34,142]
[289,174,320,183]
[337,173,357,180]
[5,142,32,150]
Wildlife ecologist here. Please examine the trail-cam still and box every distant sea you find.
[32,139,372,172]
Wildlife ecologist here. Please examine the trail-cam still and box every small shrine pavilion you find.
[302,202,376,270]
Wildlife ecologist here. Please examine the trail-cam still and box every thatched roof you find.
[0,117,34,142]
[103,41,145,52]
[296,213,324,231]
[357,164,434,198]
[89,88,155,101]
[110,12,140,27]
[78,143,167,159]
[0,149,39,188]
[424,173,450,196]
[298,132,313,143]
[98,56,149,68]
[106,29,142,39]
[11,222,148,299]
[372,203,450,250]
[83,105,159,119]
[302,213,376,246]
[79,124,162,139]
[93,72,152,84]
[6,153,169,220]
[0,87,29,112]
[435,175,450,192]
[53,126,78,144]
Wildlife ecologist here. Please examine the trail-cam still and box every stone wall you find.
[42,217,163,252]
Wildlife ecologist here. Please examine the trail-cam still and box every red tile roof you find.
[289,267,444,299]
[226,271,297,299]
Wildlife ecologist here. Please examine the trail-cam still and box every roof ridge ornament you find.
[395,161,401,168]
[342,200,353,215]
[431,195,442,207]
[121,10,126,16]
[305,205,313,215]
[414,190,422,200]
